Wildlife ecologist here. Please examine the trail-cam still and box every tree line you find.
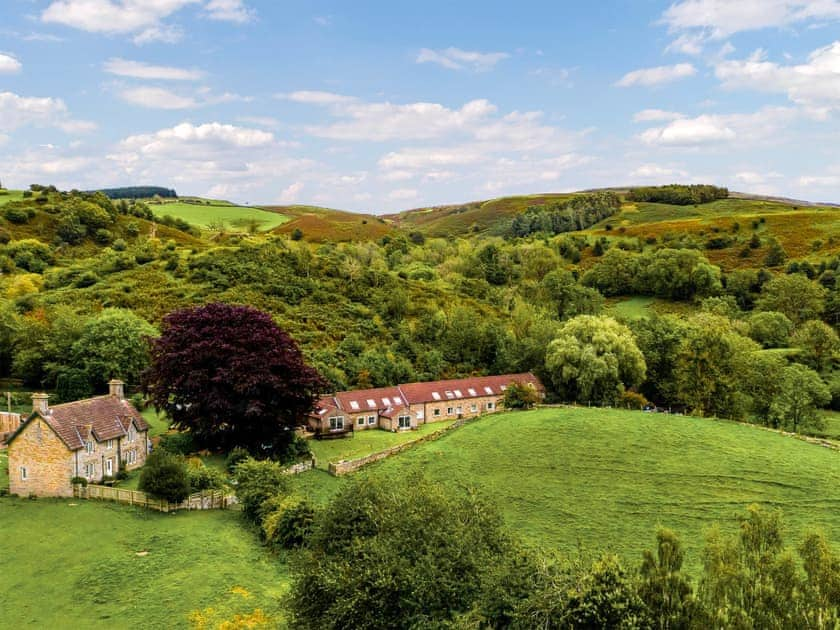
[627,184,729,206]
[508,191,621,238]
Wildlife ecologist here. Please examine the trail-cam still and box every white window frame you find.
[487,401,494,410]
[105,458,113,476]
[357,416,365,426]
[127,426,136,443]
[398,415,411,429]
[19,466,27,481]
[433,408,441,417]
[328,416,345,431]
[127,450,136,465]
[367,415,376,425]
[106,439,114,450]
[470,403,477,412]
[447,407,454,415]
[84,462,95,478]
[85,440,94,454]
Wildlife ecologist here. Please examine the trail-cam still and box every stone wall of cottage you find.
[349,413,379,431]
[8,418,74,497]
[120,429,148,471]
[421,394,503,424]
[0,411,21,440]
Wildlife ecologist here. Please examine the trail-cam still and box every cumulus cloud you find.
[104,58,203,80]
[0,91,95,134]
[118,122,274,154]
[416,47,509,71]
[0,54,22,74]
[616,63,696,87]
[277,181,304,203]
[630,164,689,179]
[715,42,840,113]
[633,109,686,122]
[638,107,797,147]
[204,0,254,23]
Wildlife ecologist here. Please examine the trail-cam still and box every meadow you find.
[0,498,289,628]
[150,199,290,232]
[291,407,840,570]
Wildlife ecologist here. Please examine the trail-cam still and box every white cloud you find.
[0,91,95,134]
[104,58,203,80]
[277,181,304,203]
[715,42,840,113]
[633,109,685,122]
[630,164,689,178]
[734,170,783,185]
[638,107,796,147]
[416,47,509,71]
[119,122,274,154]
[279,90,357,105]
[0,54,22,74]
[204,0,254,23]
[662,0,840,39]
[133,23,184,44]
[665,33,705,55]
[387,188,419,201]
[616,63,696,87]
[119,86,198,109]
[798,174,840,187]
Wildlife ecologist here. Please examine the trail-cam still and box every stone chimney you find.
[108,379,125,400]
[32,393,49,416]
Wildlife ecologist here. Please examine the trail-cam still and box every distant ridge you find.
[94,186,178,200]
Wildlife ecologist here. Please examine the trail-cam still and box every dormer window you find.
[127,426,136,443]
[85,440,94,454]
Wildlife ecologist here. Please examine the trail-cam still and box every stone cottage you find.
[309,372,543,436]
[5,380,150,497]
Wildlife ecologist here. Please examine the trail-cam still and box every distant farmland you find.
[150,199,290,232]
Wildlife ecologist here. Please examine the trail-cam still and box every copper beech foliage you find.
[143,302,326,455]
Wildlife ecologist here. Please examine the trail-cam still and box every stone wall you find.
[9,417,74,497]
[328,415,474,476]
[0,411,22,446]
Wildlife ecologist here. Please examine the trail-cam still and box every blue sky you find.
[2,0,840,211]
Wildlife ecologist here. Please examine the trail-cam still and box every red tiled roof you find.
[9,395,147,451]
[398,373,542,405]
[335,386,405,413]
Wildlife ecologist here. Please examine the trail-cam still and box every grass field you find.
[0,190,26,206]
[150,200,290,232]
[291,407,840,571]
[308,420,455,469]
[0,498,288,628]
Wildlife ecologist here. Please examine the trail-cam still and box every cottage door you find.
[105,458,113,476]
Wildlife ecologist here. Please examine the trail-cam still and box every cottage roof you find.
[398,372,542,405]
[334,386,404,413]
[7,395,148,451]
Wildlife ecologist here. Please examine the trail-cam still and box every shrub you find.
[234,458,289,524]
[70,476,88,487]
[225,447,250,473]
[158,431,196,455]
[94,228,113,245]
[139,449,190,503]
[186,458,226,492]
[503,381,541,410]
[4,205,30,224]
[291,228,303,241]
[262,494,316,549]
[620,390,649,409]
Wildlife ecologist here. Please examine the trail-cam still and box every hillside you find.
[292,407,840,569]
[147,198,290,233]
[264,204,395,242]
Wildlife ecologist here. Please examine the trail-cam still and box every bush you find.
[234,458,289,524]
[4,205,30,224]
[158,431,196,455]
[619,390,649,409]
[503,382,541,409]
[138,449,190,503]
[70,476,88,487]
[225,447,250,473]
[262,494,316,549]
[94,228,113,245]
[186,458,226,492]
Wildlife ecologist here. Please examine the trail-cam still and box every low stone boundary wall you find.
[75,484,236,512]
[283,458,315,475]
[328,416,474,476]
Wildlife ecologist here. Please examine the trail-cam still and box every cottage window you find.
[85,440,94,454]
[106,439,114,450]
[447,407,454,415]
[398,415,411,429]
[456,406,462,415]
[367,416,376,425]
[127,426,136,443]
[19,466,27,480]
[84,462,95,478]
[357,417,365,426]
[127,450,136,465]
[433,408,441,417]
[487,402,494,410]
[328,416,344,431]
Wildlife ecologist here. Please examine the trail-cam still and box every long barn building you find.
[309,372,543,435]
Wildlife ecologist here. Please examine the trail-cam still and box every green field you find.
[150,200,290,232]
[0,499,288,628]
[0,190,26,206]
[292,407,840,570]
[308,420,455,469]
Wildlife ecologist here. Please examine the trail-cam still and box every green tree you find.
[747,311,794,348]
[233,458,290,525]
[769,364,831,433]
[502,381,540,409]
[138,449,191,503]
[545,315,646,404]
[638,528,697,629]
[288,475,510,630]
[791,320,840,372]
[71,308,158,390]
[629,315,687,406]
[756,274,827,324]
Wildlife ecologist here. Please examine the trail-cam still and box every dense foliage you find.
[97,186,177,199]
[508,191,621,237]
[138,449,191,503]
[144,303,326,456]
[627,184,729,205]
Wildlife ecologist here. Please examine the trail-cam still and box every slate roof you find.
[8,395,148,451]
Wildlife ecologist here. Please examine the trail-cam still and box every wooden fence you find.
[74,484,236,512]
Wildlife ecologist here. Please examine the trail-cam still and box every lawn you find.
[141,407,170,438]
[292,407,840,572]
[150,200,290,232]
[0,498,289,628]
[308,420,456,469]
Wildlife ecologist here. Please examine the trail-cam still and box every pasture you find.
[150,200,290,232]
[292,407,840,570]
[0,190,26,206]
[0,498,288,628]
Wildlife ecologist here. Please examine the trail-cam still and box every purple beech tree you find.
[144,302,325,456]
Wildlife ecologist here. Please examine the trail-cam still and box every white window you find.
[350,401,360,410]
[85,440,94,454]
[19,466,27,480]
[381,397,390,406]
[127,450,136,464]
[487,402,495,410]
[453,389,462,398]
[366,399,376,408]
[456,406,462,415]
[367,415,376,425]
[105,459,113,476]
[471,403,477,412]
[398,415,411,429]
[433,408,441,417]
[328,416,344,431]
[484,387,494,395]
[447,407,454,415]
[127,426,136,443]
[468,388,477,396]
[431,392,441,401]
[84,462,95,478]
[357,416,365,426]
[106,439,114,450]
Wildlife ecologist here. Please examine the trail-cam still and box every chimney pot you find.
[31,393,49,416]
[108,379,125,400]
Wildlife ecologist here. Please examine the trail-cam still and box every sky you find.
[1,1,840,212]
